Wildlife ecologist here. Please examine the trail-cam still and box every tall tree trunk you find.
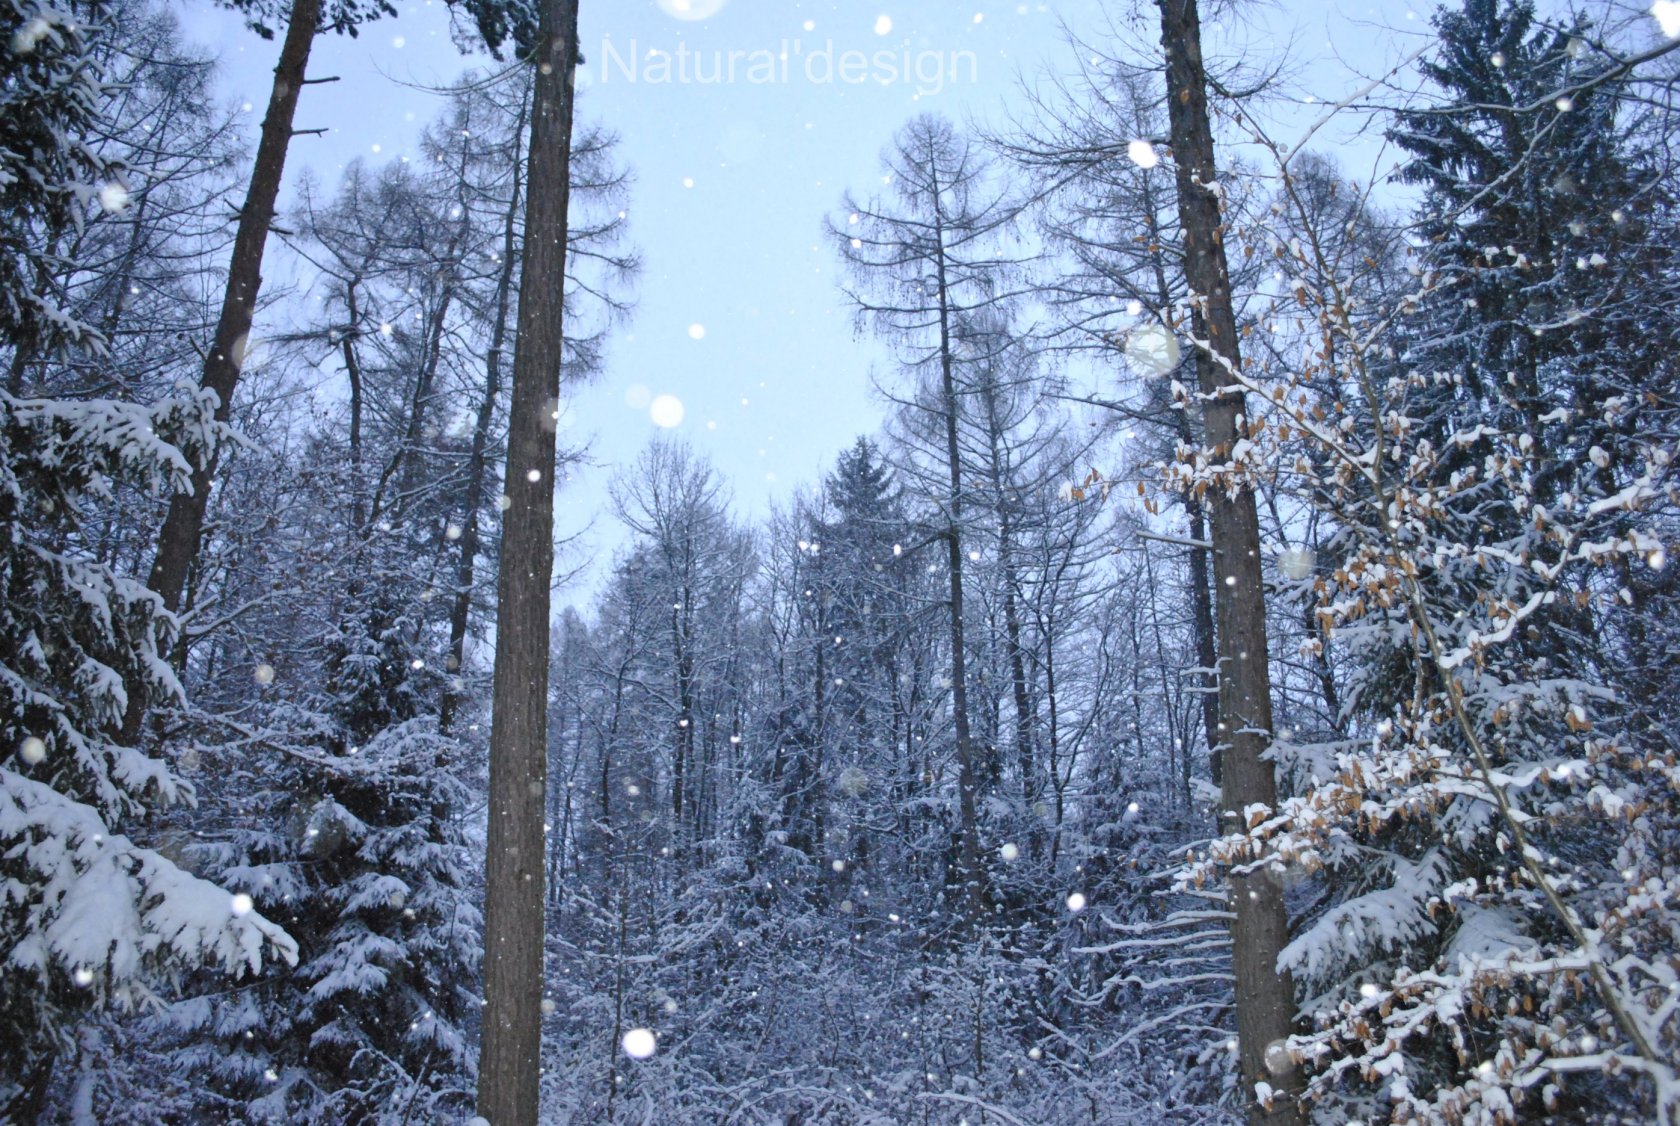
[1146,210,1222,783]
[143,0,320,615]
[1184,492,1221,780]
[1154,0,1301,1121]
[121,0,320,747]
[979,384,1037,806]
[929,180,985,919]
[440,89,528,734]
[342,279,367,530]
[476,0,580,1120]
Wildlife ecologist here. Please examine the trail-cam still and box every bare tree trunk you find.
[475,0,580,1120]
[119,0,320,748]
[144,0,320,615]
[1183,468,1221,781]
[440,89,528,735]
[930,184,986,919]
[342,279,368,530]
[978,378,1037,805]
[1154,1,1301,1121]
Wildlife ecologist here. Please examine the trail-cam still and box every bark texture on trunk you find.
[475,1,579,1121]
[930,186,986,920]
[1154,1,1302,1121]
[441,88,528,735]
[119,0,321,747]
[144,0,321,615]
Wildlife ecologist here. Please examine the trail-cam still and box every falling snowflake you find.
[657,0,727,19]
[1653,2,1680,39]
[650,395,686,428]
[1277,545,1316,580]
[1125,324,1181,377]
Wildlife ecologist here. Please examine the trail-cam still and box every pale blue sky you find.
[175,0,1430,589]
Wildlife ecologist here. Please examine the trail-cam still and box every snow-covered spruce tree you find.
[156,584,482,1122]
[0,388,297,1117]
[140,228,490,1115]
[2,2,294,1114]
[1185,3,1680,1119]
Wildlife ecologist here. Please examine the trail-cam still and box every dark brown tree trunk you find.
[929,185,985,918]
[1184,493,1221,780]
[121,0,320,747]
[439,91,527,735]
[978,376,1037,805]
[144,0,320,615]
[475,0,580,1121]
[1155,0,1301,1121]
[342,280,367,530]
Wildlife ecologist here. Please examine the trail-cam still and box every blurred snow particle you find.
[622,1027,657,1059]
[650,394,686,428]
[657,0,726,19]
[1124,323,1180,377]
[231,893,254,916]
[98,182,131,213]
[1066,891,1087,912]
[254,664,276,686]
[1127,140,1159,169]
[874,14,893,35]
[999,842,1020,862]
[18,736,45,765]
[688,323,706,340]
[1277,545,1316,581]
[1655,2,1680,39]
[838,766,870,797]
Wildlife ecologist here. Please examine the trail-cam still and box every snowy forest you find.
[3,0,1680,1121]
